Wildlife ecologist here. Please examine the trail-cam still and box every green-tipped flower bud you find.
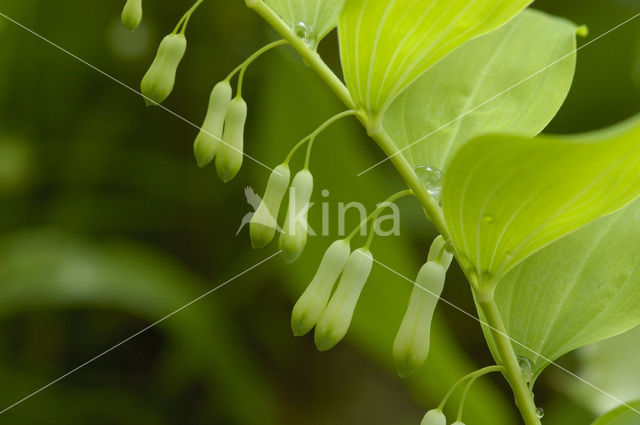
[193,81,233,167]
[215,97,247,182]
[121,0,143,31]
[421,409,446,425]
[451,422,465,425]
[279,169,314,262]
[291,239,351,336]
[393,261,446,378]
[250,164,291,248]
[314,248,373,351]
[140,33,187,106]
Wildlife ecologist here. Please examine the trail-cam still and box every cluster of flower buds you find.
[291,241,374,351]
[393,235,453,378]
[248,166,314,262]
[192,79,249,181]
[121,0,143,31]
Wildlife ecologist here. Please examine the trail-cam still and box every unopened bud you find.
[215,97,247,182]
[140,33,187,106]
[194,81,233,167]
[314,248,373,351]
[451,422,465,425]
[421,409,446,425]
[291,239,351,336]
[393,261,446,378]
[121,0,143,31]
[279,169,314,262]
[250,164,291,248]
[427,235,453,267]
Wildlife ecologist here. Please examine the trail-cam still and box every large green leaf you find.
[442,114,640,288]
[338,0,532,115]
[264,0,346,48]
[491,198,640,378]
[384,9,578,172]
[592,401,640,425]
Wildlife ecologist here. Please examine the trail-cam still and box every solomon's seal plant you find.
[121,0,640,424]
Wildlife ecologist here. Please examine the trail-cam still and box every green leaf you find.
[264,0,346,48]
[338,0,532,115]
[592,401,640,425]
[384,9,578,171]
[491,198,640,378]
[442,114,640,288]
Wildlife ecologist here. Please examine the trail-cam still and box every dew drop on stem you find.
[536,407,544,419]
[414,165,443,201]
[517,356,533,385]
[293,22,317,49]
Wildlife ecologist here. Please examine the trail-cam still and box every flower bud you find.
[215,97,247,182]
[451,422,465,425]
[121,0,143,31]
[279,169,314,262]
[314,248,373,351]
[193,81,233,167]
[140,33,187,106]
[421,409,446,425]
[250,164,291,248]
[291,239,351,336]
[393,261,446,378]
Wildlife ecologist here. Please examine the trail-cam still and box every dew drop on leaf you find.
[536,407,544,419]
[414,165,443,201]
[293,22,317,49]
[517,356,533,384]
[482,215,495,224]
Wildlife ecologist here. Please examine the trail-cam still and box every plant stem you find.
[245,3,538,424]
[478,296,542,425]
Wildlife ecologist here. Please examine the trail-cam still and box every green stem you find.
[284,110,360,165]
[478,296,542,425]
[175,0,205,34]
[237,39,288,96]
[346,190,413,242]
[245,2,537,424]
[438,365,503,410]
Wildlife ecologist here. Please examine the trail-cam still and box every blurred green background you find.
[0,0,639,424]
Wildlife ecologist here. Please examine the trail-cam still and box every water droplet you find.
[536,407,544,419]
[414,166,443,200]
[482,215,495,224]
[293,22,317,49]
[517,356,533,384]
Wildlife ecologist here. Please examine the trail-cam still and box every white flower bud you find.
[193,81,233,168]
[314,248,373,351]
[421,409,446,425]
[141,33,187,106]
[121,0,143,31]
[393,261,446,378]
[291,239,351,336]
[215,97,247,182]
[279,169,313,262]
[250,164,291,248]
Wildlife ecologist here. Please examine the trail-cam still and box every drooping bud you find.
[393,261,445,377]
[121,0,143,31]
[420,409,446,425]
[393,236,453,378]
[215,97,247,182]
[140,33,187,106]
[279,169,313,262]
[291,239,351,336]
[451,422,465,425]
[250,164,291,248]
[314,248,373,351]
[193,81,233,167]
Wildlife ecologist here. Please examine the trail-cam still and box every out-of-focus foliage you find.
[0,0,638,424]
